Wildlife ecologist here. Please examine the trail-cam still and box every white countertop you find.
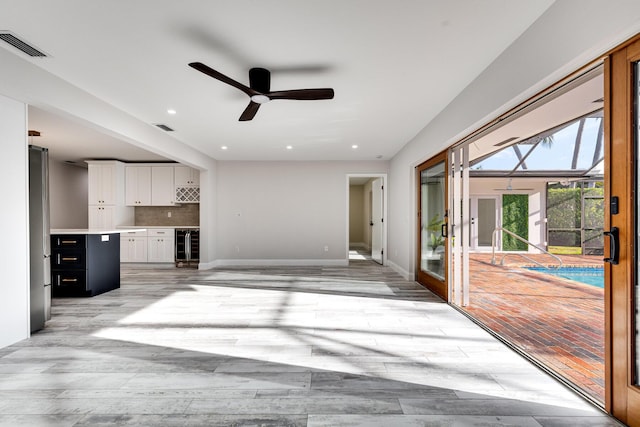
[51,228,147,235]
[117,225,199,229]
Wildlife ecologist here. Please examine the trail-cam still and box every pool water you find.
[525,266,604,288]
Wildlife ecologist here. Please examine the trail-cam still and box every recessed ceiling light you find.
[221,146,228,150]
[167,109,177,115]
[286,145,293,150]
[352,145,358,149]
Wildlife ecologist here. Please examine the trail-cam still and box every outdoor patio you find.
[462,253,604,405]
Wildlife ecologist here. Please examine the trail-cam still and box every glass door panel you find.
[416,152,448,300]
[420,162,445,279]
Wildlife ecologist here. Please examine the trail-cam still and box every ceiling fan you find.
[188,62,334,121]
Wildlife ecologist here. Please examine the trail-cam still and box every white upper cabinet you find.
[86,160,132,229]
[151,166,175,206]
[123,164,176,206]
[174,166,200,186]
[125,166,152,206]
[174,166,200,203]
[88,162,119,205]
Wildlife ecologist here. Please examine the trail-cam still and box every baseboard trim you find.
[387,259,413,280]
[198,259,349,269]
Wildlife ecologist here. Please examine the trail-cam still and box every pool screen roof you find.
[470,109,604,178]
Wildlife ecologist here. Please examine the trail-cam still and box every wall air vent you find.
[154,124,174,132]
[494,137,519,147]
[0,32,48,57]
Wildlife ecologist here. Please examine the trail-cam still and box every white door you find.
[470,196,499,251]
[371,178,383,264]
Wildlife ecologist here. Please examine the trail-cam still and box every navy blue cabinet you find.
[51,233,120,297]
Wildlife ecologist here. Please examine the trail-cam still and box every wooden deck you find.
[461,253,605,405]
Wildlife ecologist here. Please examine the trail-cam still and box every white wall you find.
[387,0,640,279]
[0,95,30,348]
[213,161,388,266]
[49,160,88,229]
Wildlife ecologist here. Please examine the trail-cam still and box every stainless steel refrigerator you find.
[29,145,51,332]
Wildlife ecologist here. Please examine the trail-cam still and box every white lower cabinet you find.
[120,230,148,262]
[120,235,148,262]
[147,229,174,263]
[120,228,174,263]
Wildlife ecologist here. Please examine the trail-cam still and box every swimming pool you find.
[525,266,604,288]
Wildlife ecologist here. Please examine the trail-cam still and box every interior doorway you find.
[347,174,387,264]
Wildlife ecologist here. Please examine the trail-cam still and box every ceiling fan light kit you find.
[188,62,334,121]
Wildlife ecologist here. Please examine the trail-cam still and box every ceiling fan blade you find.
[249,67,270,93]
[239,101,260,121]
[267,88,334,101]
[189,62,257,97]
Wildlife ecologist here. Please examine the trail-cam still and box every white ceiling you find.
[1,1,557,164]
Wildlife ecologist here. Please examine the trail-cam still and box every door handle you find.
[603,227,619,265]
[441,223,448,238]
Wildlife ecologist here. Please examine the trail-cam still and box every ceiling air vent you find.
[154,124,174,132]
[0,32,47,57]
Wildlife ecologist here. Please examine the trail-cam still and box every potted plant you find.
[426,214,444,252]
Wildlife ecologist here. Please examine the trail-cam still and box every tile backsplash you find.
[135,204,199,226]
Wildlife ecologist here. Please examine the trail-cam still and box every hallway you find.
[0,261,619,426]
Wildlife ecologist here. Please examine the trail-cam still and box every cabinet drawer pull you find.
[61,278,78,282]
[62,257,79,261]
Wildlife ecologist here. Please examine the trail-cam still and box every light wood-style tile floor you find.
[0,258,622,426]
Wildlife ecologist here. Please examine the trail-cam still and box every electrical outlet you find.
[324,246,329,252]
[167,212,172,218]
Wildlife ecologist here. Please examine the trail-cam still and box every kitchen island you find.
[50,229,145,297]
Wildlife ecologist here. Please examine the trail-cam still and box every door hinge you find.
[381,249,384,255]
[381,218,384,223]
